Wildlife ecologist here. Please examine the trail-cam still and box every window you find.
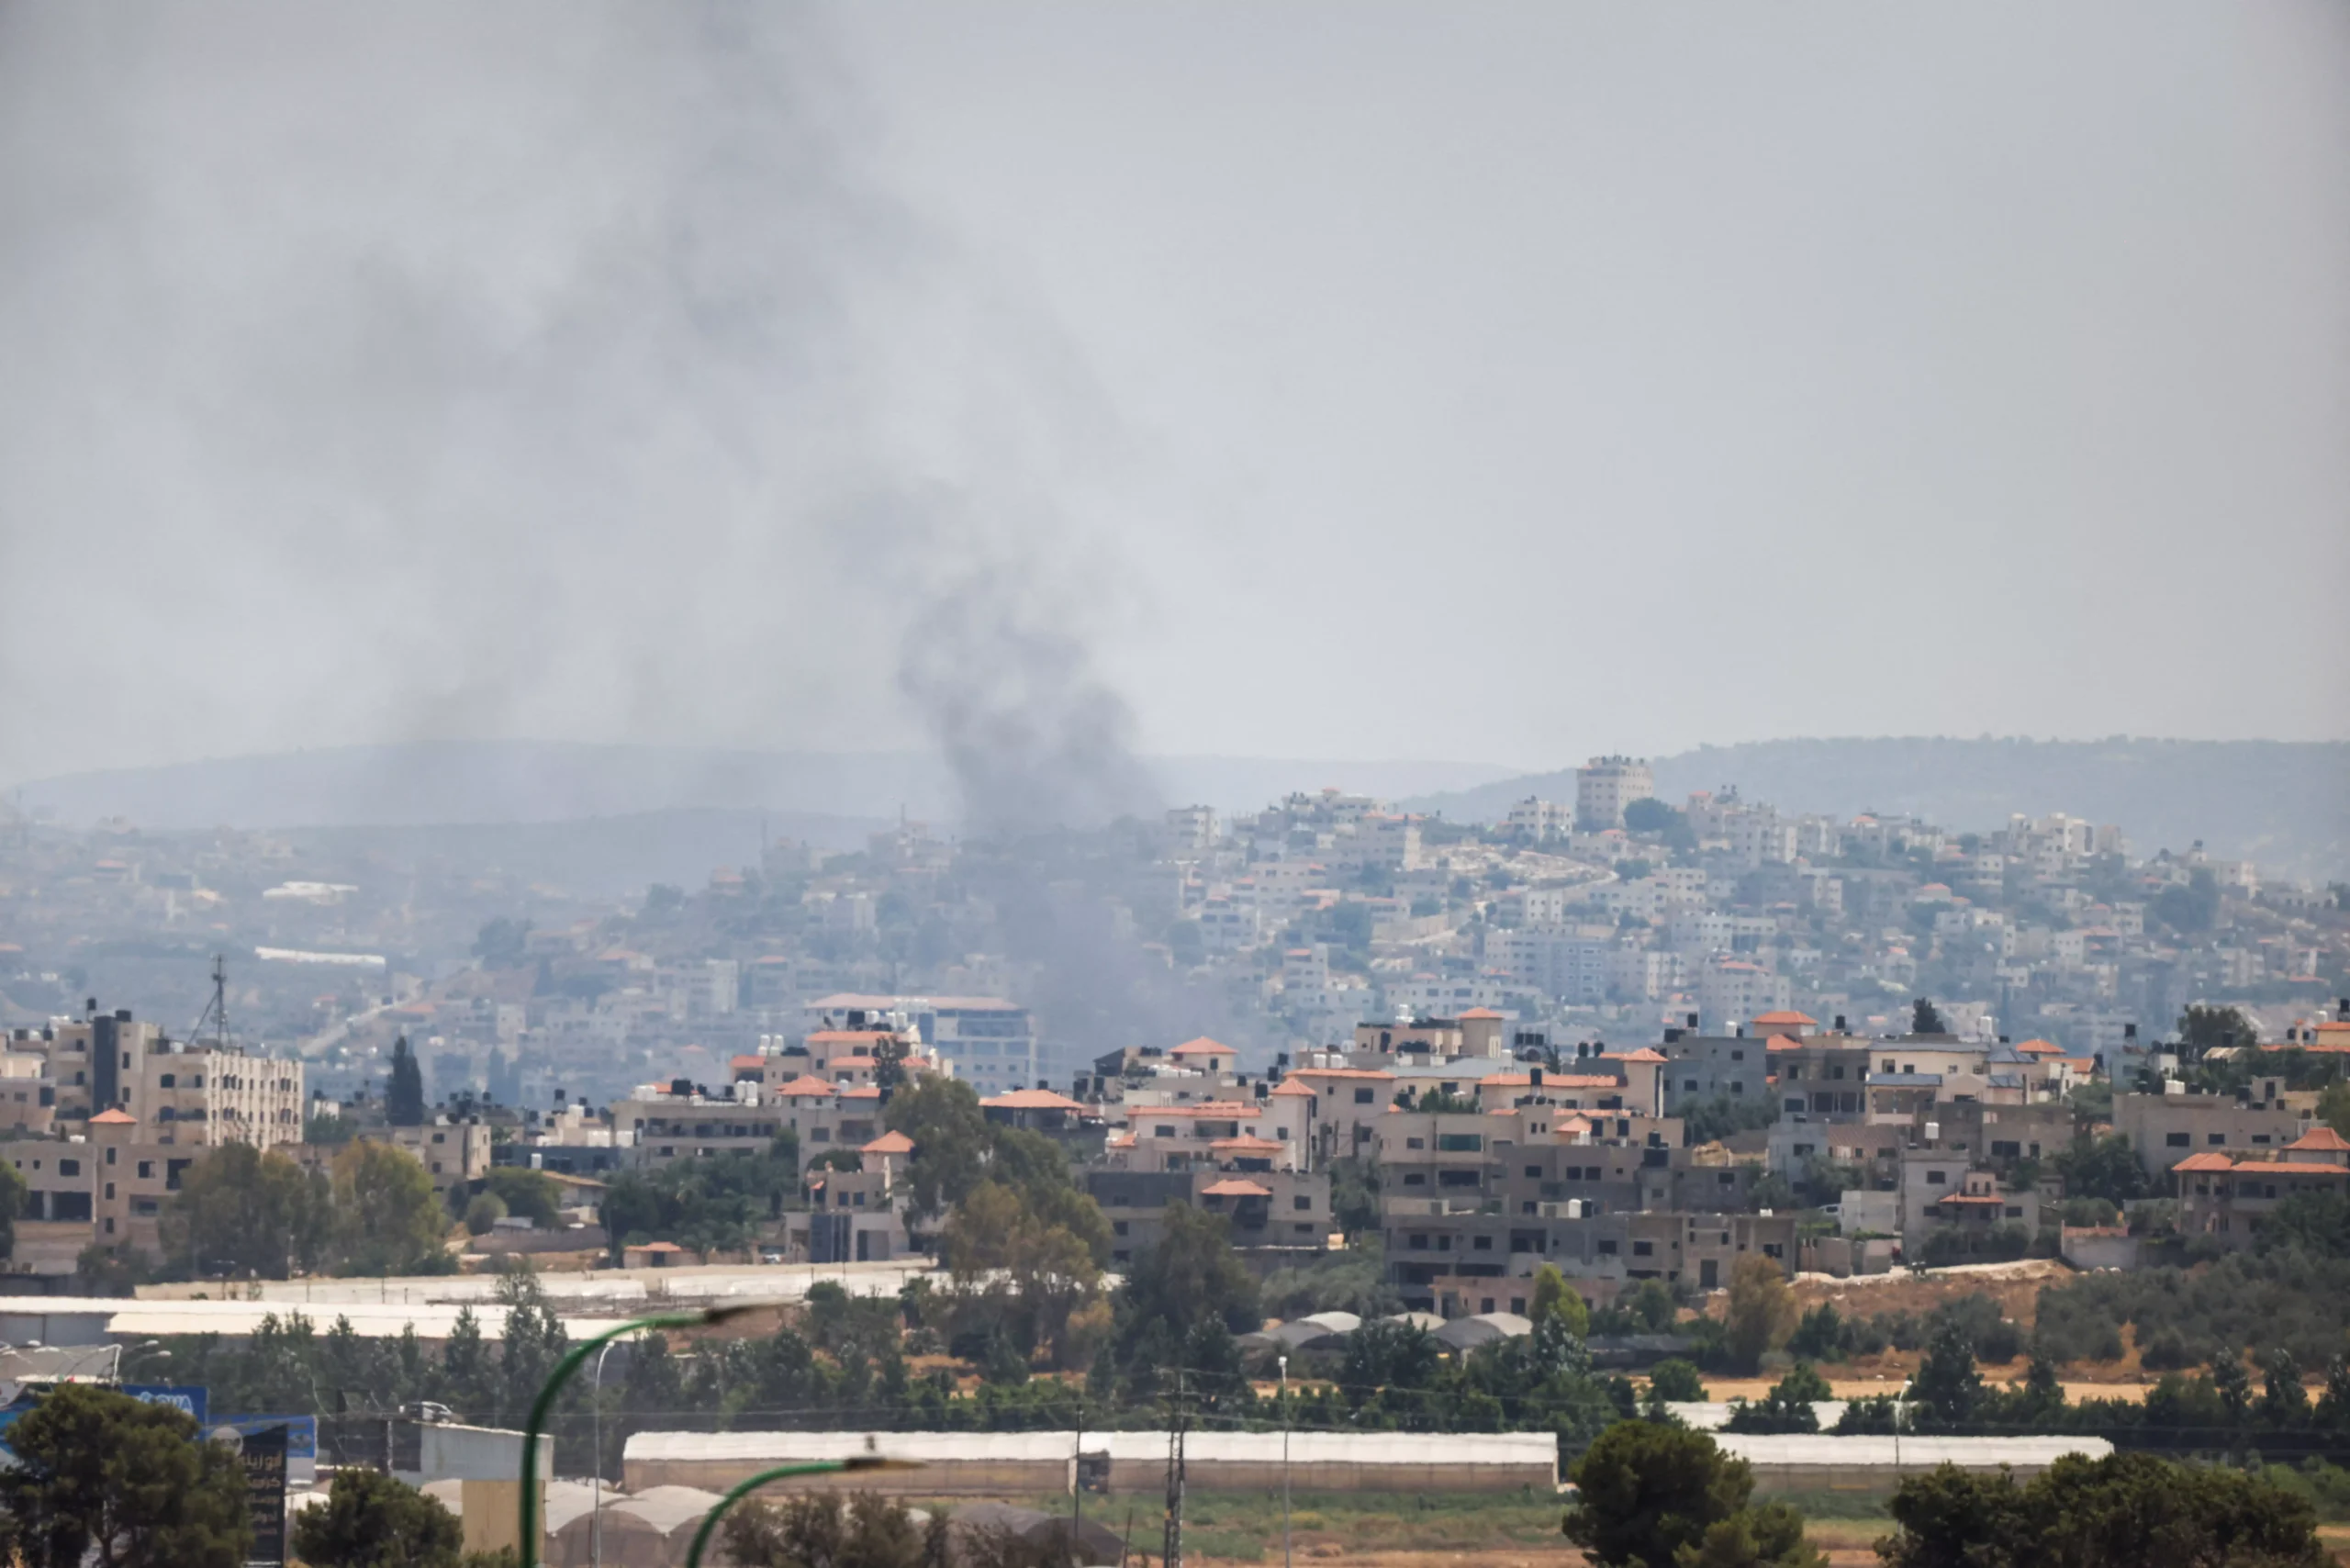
[105,1147,116,1165]
[1525,1165,1541,1179]
[1353,1088,1374,1104]
[59,1159,78,1177]
[159,1073,175,1089]
[1472,1236,1493,1250]
[1684,1079,1699,1092]
[1632,1240,1653,1257]
[137,1161,153,1179]
[2005,1206,2023,1218]
[1729,1050,1744,1062]
[1113,1220,1129,1237]
[1408,1234,1429,1249]
[2165,1132,2190,1148]
[1406,1137,1425,1149]
[1155,1126,1176,1138]
[1597,1239,1618,1255]
[2208,1133,2227,1146]
[1403,1172,1427,1186]
[1729,1082,1744,1095]
[1293,1195,1311,1210]
[1926,1170,1946,1184]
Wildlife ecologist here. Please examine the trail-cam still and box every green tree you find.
[1723,1256,1797,1372]
[938,1178,1109,1368]
[1647,1359,1707,1402]
[290,1468,463,1568]
[2177,1002,2258,1058]
[386,1036,426,1126]
[0,1154,26,1260]
[882,1075,993,1223]
[463,1193,508,1236]
[469,918,531,968]
[2257,1348,2310,1428]
[1562,1421,1817,1568]
[437,1306,497,1419]
[1529,1262,1592,1338]
[721,1490,943,1568]
[2154,870,2224,937]
[2210,1345,2252,1426]
[1787,1304,1844,1361]
[1908,1320,1984,1430]
[1122,1201,1259,1337]
[0,1383,250,1568]
[332,1141,450,1275]
[477,1168,562,1228]
[2052,1134,2148,1207]
[1878,1450,2327,1568]
[1912,998,1948,1036]
[1722,1363,1830,1435]
[161,1141,330,1280]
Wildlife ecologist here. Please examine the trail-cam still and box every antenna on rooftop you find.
[189,954,230,1050]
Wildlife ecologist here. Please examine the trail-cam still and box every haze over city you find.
[1,2,2344,796]
[0,9,2347,1567]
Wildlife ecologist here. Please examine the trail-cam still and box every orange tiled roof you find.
[1201,1178,1272,1198]
[2170,1152,2236,1172]
[1765,1036,1804,1053]
[981,1088,1088,1112]
[860,1130,915,1155]
[1170,1037,1237,1057]
[1752,1010,1817,1026]
[1606,1047,1667,1064]
[1270,1080,1317,1098]
[1458,1008,1504,1020]
[2012,1038,2065,1056]
[2288,1127,2350,1151]
[771,1075,840,1098]
[89,1107,136,1126]
[1211,1136,1286,1152]
[1290,1068,1396,1081]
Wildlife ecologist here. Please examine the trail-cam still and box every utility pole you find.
[1161,1369,1188,1568]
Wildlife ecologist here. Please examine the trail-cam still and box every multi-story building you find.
[1575,756,1654,831]
[2112,1083,2319,1179]
[804,994,1034,1099]
[2170,1128,2350,1249]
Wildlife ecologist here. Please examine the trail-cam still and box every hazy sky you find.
[2,2,2344,786]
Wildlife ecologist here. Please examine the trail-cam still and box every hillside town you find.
[0,756,2344,1295]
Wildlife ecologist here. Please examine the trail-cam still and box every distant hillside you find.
[7,741,1516,832]
[1411,738,2350,883]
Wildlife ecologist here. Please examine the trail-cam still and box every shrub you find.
[1646,1358,1707,1402]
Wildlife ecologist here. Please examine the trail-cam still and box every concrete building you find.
[1575,756,1655,831]
[2112,1084,2318,1179]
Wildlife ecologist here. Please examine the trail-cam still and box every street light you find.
[1278,1353,1297,1568]
[589,1337,624,1568]
[683,1457,923,1568]
[519,1305,771,1568]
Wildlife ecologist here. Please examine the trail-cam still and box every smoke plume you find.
[0,1,1156,834]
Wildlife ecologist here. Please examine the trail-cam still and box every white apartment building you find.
[1503,798,1572,841]
[803,993,1036,1098]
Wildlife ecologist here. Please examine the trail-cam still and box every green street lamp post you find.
[518,1305,767,1568]
[684,1457,924,1568]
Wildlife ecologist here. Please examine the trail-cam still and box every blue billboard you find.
[124,1384,208,1426]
